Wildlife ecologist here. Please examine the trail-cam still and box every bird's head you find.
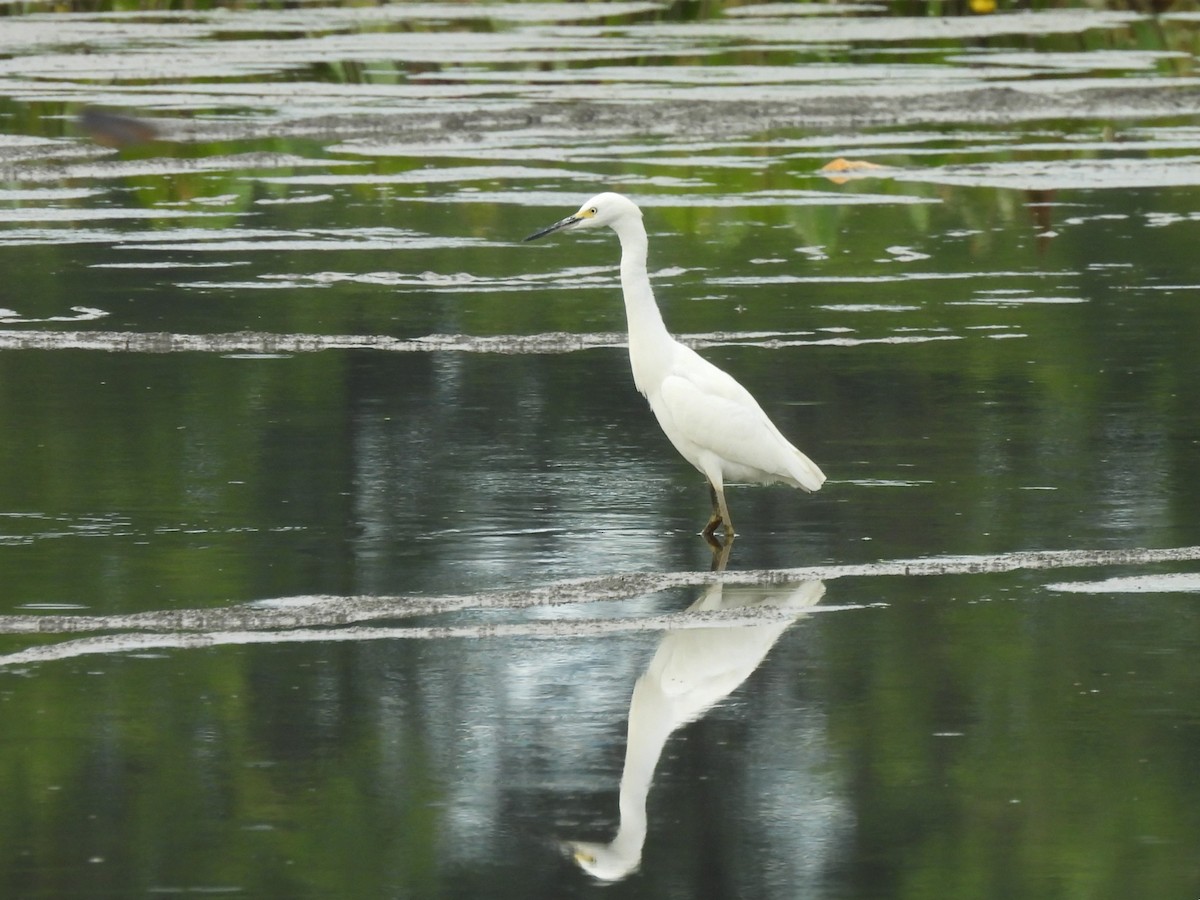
[524,192,641,242]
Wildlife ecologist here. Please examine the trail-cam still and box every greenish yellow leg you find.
[703,481,735,539]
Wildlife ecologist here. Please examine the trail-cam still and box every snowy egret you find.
[524,192,826,539]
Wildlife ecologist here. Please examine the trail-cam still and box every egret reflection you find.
[562,578,825,882]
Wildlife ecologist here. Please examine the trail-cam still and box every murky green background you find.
[2,1,1200,897]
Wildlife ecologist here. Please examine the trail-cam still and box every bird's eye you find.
[589,207,597,215]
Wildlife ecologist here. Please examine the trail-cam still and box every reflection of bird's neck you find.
[607,672,678,869]
[614,217,674,394]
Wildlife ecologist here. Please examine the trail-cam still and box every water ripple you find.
[0,328,984,355]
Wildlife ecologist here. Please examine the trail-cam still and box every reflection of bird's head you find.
[561,839,640,882]
[524,192,642,241]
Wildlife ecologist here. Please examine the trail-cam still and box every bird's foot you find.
[702,513,723,540]
[703,518,735,541]
[702,514,736,544]
[700,508,734,535]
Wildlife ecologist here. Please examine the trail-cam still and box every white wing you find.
[648,344,825,490]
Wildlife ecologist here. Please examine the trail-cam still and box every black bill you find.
[523,215,581,242]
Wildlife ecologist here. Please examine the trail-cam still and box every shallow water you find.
[2,2,1200,898]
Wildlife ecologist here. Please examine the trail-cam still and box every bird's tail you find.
[788,449,826,493]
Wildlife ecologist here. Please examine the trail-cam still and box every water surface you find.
[1,2,1200,897]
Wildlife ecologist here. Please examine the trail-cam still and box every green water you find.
[2,1,1200,897]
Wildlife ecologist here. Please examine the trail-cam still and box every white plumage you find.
[526,192,825,539]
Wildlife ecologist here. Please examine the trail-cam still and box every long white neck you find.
[612,216,675,394]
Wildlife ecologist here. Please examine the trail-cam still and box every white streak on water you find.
[0,306,108,324]
[2,545,1197,642]
[403,189,940,208]
[893,156,1200,191]
[713,270,1061,286]
[0,328,979,355]
[1046,573,1200,594]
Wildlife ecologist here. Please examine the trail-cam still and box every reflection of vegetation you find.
[0,640,442,897]
[1,1,1199,896]
[2,158,1198,892]
[824,575,1200,900]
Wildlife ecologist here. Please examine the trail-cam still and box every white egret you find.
[525,192,825,539]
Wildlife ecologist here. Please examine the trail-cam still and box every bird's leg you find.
[702,481,734,568]
[714,482,735,538]
[702,480,735,539]
[702,481,724,539]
